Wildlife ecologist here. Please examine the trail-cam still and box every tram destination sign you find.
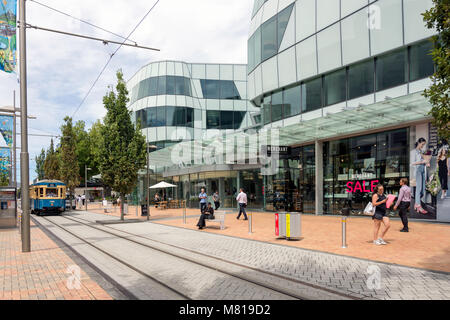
[262,145,291,157]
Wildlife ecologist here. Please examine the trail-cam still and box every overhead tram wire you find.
[28,0,138,45]
[70,0,160,120]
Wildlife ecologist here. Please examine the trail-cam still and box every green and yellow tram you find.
[30,180,66,216]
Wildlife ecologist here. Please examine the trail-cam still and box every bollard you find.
[248,212,252,234]
[341,216,348,248]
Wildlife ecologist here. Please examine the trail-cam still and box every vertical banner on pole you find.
[0,0,17,73]
[0,115,13,184]
[286,213,291,238]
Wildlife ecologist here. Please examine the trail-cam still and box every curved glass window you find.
[248,3,294,73]
[200,80,241,100]
[376,48,407,91]
[130,76,193,103]
[206,111,247,130]
[135,106,195,129]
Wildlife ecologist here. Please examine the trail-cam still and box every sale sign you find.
[346,180,379,193]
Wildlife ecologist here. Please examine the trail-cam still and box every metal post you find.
[146,138,150,221]
[248,212,252,234]
[19,0,31,253]
[13,91,17,188]
[85,165,88,211]
[183,200,186,224]
[341,216,347,249]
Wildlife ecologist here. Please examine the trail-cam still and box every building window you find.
[348,59,375,100]
[283,86,301,118]
[261,15,277,62]
[233,111,246,129]
[166,76,176,95]
[301,77,323,112]
[271,91,283,122]
[200,80,241,100]
[207,110,220,129]
[277,4,294,48]
[376,49,407,91]
[157,76,167,95]
[221,111,234,129]
[263,95,271,125]
[324,69,346,106]
[410,40,435,82]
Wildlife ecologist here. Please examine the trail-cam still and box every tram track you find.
[37,213,361,300]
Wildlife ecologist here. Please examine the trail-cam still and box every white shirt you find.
[102,199,108,207]
[236,192,247,204]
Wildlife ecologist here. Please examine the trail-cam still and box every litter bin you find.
[275,212,301,240]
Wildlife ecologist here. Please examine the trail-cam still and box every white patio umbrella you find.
[149,181,177,189]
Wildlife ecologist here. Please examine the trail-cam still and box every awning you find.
[147,92,432,168]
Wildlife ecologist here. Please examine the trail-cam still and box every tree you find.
[423,0,450,141]
[60,117,80,210]
[43,139,60,180]
[88,120,104,177]
[74,120,93,184]
[35,148,46,181]
[99,71,146,220]
[0,171,9,186]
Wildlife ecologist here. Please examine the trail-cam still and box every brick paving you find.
[77,212,450,300]
[0,222,113,300]
[151,211,450,273]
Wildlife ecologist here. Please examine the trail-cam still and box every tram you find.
[30,180,66,215]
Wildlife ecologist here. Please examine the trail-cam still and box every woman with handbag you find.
[372,184,391,245]
[437,148,449,199]
[394,178,411,232]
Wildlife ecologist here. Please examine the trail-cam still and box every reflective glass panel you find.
[348,59,375,99]
[157,76,167,95]
[271,91,283,122]
[277,4,294,49]
[283,85,301,118]
[207,110,220,129]
[301,77,323,112]
[221,111,234,129]
[324,69,346,106]
[376,49,407,91]
[410,40,435,82]
[166,76,176,95]
[261,15,277,61]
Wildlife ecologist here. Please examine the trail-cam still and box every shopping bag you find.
[363,202,375,216]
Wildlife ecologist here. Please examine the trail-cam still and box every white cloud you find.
[0,0,253,181]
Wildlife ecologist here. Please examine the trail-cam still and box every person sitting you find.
[196,202,215,230]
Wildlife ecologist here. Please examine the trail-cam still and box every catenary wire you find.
[71,0,160,119]
[28,0,137,45]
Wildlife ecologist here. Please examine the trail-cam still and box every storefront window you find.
[323,128,409,215]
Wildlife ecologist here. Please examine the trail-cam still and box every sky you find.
[0,0,254,183]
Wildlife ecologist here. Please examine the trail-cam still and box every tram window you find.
[46,188,58,198]
[39,188,44,197]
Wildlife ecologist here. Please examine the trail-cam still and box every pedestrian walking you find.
[77,195,82,210]
[372,184,391,245]
[213,191,221,210]
[236,188,248,220]
[394,178,411,232]
[81,194,86,207]
[199,188,207,213]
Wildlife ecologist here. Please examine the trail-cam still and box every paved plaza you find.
[0,221,116,300]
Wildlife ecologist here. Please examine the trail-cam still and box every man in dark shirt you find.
[197,202,215,230]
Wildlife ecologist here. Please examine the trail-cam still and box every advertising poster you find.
[0,147,11,177]
[0,115,13,148]
[0,0,17,73]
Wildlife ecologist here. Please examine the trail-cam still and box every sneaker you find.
[373,239,382,245]
[378,238,387,245]
[400,229,409,233]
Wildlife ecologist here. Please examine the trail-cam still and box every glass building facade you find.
[127,1,442,220]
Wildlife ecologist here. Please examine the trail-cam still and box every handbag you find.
[426,167,441,197]
[363,202,375,216]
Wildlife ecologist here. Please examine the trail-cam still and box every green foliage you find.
[0,171,9,187]
[99,71,146,219]
[35,148,46,181]
[74,120,93,183]
[60,117,80,195]
[423,0,450,141]
[43,139,60,180]
[88,120,104,178]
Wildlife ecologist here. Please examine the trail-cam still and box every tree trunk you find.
[120,193,124,221]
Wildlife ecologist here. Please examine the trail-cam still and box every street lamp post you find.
[19,0,30,253]
[85,166,91,211]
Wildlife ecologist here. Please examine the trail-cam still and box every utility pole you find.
[85,165,91,211]
[19,0,31,253]
[146,133,150,221]
[13,91,16,188]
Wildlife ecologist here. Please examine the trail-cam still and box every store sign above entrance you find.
[262,145,291,157]
[346,180,380,193]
